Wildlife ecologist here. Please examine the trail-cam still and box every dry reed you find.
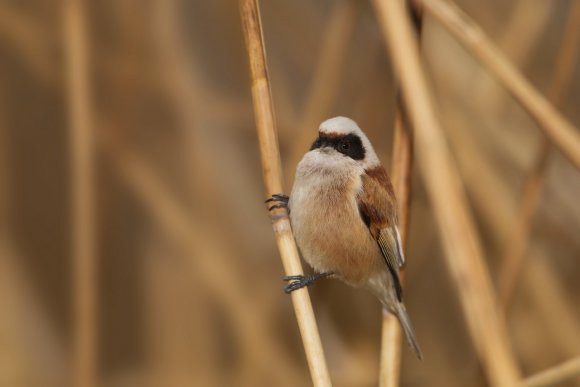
[473,1,556,115]
[520,356,580,387]
[379,107,413,386]
[380,3,421,383]
[147,1,306,384]
[433,22,580,377]
[372,0,520,386]
[239,0,331,385]
[498,0,580,308]
[441,101,580,357]
[422,0,580,171]
[64,0,97,386]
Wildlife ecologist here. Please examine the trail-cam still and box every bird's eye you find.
[338,134,365,160]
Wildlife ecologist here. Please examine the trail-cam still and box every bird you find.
[266,116,422,359]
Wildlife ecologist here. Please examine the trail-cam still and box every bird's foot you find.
[282,272,333,294]
[265,193,289,211]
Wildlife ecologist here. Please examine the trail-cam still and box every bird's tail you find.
[395,302,423,360]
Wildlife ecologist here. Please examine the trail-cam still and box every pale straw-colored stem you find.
[498,0,580,309]
[442,101,580,357]
[380,5,421,382]
[372,0,520,386]
[379,6,421,385]
[379,107,413,387]
[239,0,332,385]
[64,0,97,386]
[422,0,580,171]
[520,356,580,387]
[473,1,556,115]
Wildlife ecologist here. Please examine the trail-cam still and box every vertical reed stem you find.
[380,4,421,383]
[372,0,521,385]
[379,107,413,386]
[64,0,97,386]
[239,1,332,385]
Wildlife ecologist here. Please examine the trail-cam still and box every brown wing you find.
[357,166,405,301]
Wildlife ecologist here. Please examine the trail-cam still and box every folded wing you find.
[357,166,405,301]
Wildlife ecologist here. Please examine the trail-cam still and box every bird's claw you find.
[284,281,305,293]
[283,275,311,293]
[282,272,333,294]
[266,193,289,211]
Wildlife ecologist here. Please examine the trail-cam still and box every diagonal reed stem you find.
[498,0,580,309]
[422,0,580,171]
[239,1,332,385]
[521,356,580,387]
[64,0,97,386]
[372,0,521,386]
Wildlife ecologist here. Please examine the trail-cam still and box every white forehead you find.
[319,116,364,137]
[318,116,380,167]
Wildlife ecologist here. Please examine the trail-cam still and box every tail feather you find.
[396,303,423,360]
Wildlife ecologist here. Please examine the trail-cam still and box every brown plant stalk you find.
[148,0,307,383]
[372,0,520,386]
[498,0,580,308]
[239,0,332,385]
[473,1,556,116]
[379,106,413,387]
[422,0,580,171]
[64,0,97,386]
[521,356,580,387]
[380,3,421,384]
[442,105,580,357]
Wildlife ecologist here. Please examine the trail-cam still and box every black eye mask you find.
[310,133,365,160]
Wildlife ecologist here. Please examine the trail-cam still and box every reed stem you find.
[498,0,580,308]
[379,3,422,382]
[372,0,521,385]
[521,356,580,387]
[422,0,580,171]
[379,107,413,386]
[64,0,97,386]
[239,1,332,385]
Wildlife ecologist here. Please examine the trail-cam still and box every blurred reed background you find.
[1,0,580,386]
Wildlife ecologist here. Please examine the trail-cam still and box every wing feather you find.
[377,228,403,300]
[357,166,405,301]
